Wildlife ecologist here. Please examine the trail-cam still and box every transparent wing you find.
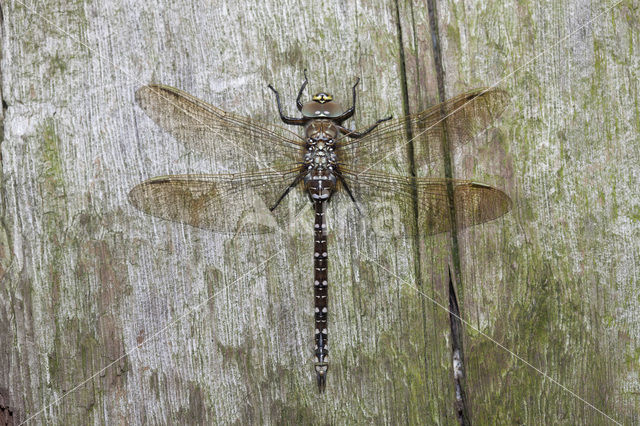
[336,88,510,173]
[337,169,512,237]
[135,85,305,169]
[128,168,309,235]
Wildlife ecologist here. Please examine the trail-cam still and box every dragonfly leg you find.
[332,77,360,123]
[267,84,307,126]
[270,170,307,211]
[296,69,309,111]
[335,171,362,214]
[336,114,393,139]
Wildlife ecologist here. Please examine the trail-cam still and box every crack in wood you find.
[425,0,471,423]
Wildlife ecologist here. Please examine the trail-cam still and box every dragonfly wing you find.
[135,85,304,169]
[128,169,309,235]
[336,88,510,173]
[337,170,511,237]
[417,180,512,235]
[332,171,419,238]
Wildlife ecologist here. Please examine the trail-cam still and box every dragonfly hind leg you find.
[335,172,362,214]
[269,170,307,211]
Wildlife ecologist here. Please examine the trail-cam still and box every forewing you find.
[337,170,511,237]
[135,85,304,169]
[336,88,510,173]
[128,169,308,235]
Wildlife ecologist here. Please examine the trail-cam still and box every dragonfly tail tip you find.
[316,371,326,393]
[315,363,328,393]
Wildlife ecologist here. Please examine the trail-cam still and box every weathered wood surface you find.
[1,0,638,424]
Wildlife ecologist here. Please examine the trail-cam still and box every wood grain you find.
[0,0,637,423]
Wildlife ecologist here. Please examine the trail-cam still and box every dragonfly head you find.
[302,92,344,118]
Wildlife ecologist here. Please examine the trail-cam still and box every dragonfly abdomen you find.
[313,200,329,392]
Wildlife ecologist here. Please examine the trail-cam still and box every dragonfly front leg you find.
[267,84,307,126]
[333,77,360,122]
[296,69,309,112]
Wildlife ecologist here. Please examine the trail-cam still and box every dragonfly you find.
[128,72,512,392]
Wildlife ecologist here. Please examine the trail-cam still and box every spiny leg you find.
[336,114,393,139]
[270,170,307,211]
[333,76,360,122]
[296,69,309,112]
[267,84,306,125]
[336,76,392,135]
[334,171,362,214]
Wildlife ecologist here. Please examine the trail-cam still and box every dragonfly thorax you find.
[303,133,338,202]
[304,137,337,171]
[304,119,340,140]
